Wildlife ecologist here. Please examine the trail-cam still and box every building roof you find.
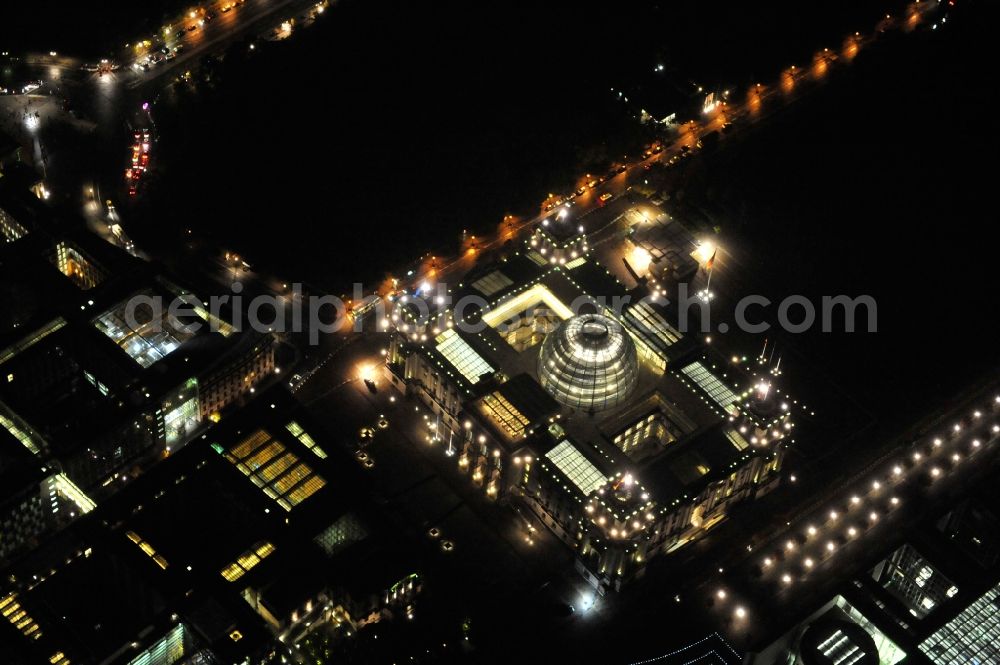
[640,424,754,502]
[538,313,639,412]
[0,429,45,507]
[494,373,560,424]
[0,537,167,665]
[434,329,495,385]
[545,439,608,496]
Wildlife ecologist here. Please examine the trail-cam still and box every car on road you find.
[599,193,613,202]
[575,187,586,196]
[364,378,378,394]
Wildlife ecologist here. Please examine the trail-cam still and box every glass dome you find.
[538,313,638,412]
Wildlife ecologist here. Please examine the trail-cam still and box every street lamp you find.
[357,364,376,384]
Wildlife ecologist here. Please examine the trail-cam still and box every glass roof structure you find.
[680,361,740,413]
[545,440,607,496]
[481,283,573,329]
[314,513,368,557]
[471,270,514,297]
[538,313,638,411]
[625,301,682,353]
[223,429,326,511]
[93,290,202,368]
[435,329,494,384]
[220,541,275,582]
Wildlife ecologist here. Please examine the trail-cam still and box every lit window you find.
[93,290,204,368]
[220,542,275,582]
[223,430,326,510]
[125,531,168,570]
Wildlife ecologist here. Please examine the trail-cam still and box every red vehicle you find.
[125,128,152,195]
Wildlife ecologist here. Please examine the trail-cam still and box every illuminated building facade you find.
[1,204,28,244]
[0,432,51,562]
[0,387,423,665]
[538,313,639,412]
[872,544,958,619]
[0,186,278,506]
[47,240,108,291]
[749,447,1000,665]
[919,581,1000,663]
[196,331,276,422]
[384,214,791,589]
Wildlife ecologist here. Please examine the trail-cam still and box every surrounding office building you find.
[0,431,51,562]
[747,435,1000,665]
[0,387,423,664]
[918,581,1000,664]
[0,183,278,531]
[871,544,958,620]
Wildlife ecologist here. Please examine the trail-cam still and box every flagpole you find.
[699,248,717,302]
